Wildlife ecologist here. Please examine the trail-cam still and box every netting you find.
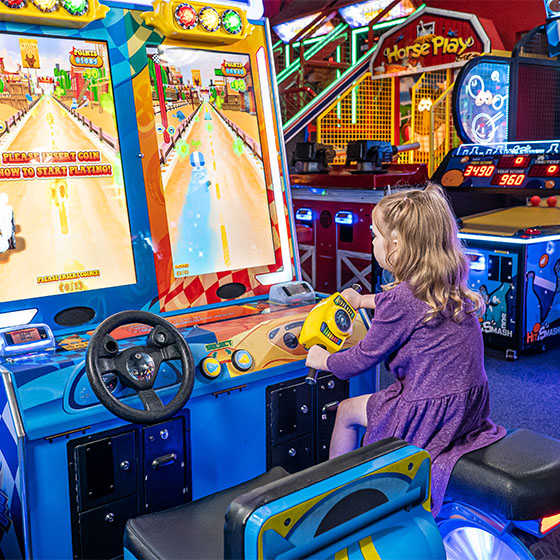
[317,73,394,164]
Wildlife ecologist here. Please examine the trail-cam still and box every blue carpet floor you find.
[484,344,560,440]
[380,343,560,440]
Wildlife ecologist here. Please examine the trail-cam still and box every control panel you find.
[434,140,560,190]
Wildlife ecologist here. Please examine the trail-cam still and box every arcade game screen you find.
[146,46,275,280]
[0,33,136,303]
[455,59,510,144]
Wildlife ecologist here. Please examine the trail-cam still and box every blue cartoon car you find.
[189,151,211,190]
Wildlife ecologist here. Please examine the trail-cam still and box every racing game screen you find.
[147,46,275,279]
[0,33,136,303]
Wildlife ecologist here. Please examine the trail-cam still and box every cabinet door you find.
[143,416,189,513]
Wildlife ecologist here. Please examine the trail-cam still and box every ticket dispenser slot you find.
[335,211,354,243]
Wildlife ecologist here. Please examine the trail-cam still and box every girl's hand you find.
[341,288,362,309]
[305,345,330,371]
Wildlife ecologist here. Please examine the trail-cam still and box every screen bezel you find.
[140,26,294,313]
[0,28,158,332]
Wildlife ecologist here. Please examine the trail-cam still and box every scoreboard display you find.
[433,140,560,190]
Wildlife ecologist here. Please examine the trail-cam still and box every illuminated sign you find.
[529,164,560,177]
[498,155,531,168]
[384,35,475,64]
[339,0,415,29]
[221,60,246,77]
[70,47,103,68]
[272,12,334,43]
[369,7,489,80]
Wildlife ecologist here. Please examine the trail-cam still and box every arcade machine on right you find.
[433,19,560,357]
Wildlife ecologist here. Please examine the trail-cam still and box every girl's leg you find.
[329,394,371,459]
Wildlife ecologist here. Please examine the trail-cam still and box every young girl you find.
[305,184,506,516]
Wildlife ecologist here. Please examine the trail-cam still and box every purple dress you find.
[326,282,506,516]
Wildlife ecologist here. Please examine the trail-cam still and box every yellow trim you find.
[142,0,253,43]
[489,50,512,58]
[335,548,349,560]
[359,536,382,559]
[0,0,108,28]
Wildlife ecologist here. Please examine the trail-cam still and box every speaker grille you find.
[54,306,96,327]
[216,282,246,300]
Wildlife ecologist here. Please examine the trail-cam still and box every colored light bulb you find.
[198,6,219,32]
[174,3,197,30]
[222,9,242,34]
[1,0,27,8]
[31,0,58,12]
[61,0,87,16]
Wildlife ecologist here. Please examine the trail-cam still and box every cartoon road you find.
[0,94,136,302]
[163,101,275,277]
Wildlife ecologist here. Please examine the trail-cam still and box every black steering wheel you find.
[86,310,195,424]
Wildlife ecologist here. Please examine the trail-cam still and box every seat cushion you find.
[446,428,560,520]
[124,467,288,560]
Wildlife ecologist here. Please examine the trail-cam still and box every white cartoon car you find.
[0,193,16,253]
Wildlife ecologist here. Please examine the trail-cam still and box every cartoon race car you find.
[0,192,16,253]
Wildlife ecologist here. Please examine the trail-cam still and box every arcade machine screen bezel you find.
[141,31,294,314]
[452,55,511,145]
[0,30,157,331]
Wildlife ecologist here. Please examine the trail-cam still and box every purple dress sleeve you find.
[326,286,419,380]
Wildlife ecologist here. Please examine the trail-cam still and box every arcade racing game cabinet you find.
[0,0,380,557]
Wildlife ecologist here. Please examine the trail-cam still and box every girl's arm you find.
[340,288,376,310]
[326,286,417,380]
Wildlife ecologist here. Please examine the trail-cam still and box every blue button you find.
[200,357,222,379]
[232,350,253,372]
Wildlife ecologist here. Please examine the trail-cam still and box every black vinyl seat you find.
[446,428,560,520]
[124,467,289,560]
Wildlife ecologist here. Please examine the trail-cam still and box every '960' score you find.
[491,173,526,186]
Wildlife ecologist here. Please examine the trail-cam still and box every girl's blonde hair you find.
[374,183,484,322]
